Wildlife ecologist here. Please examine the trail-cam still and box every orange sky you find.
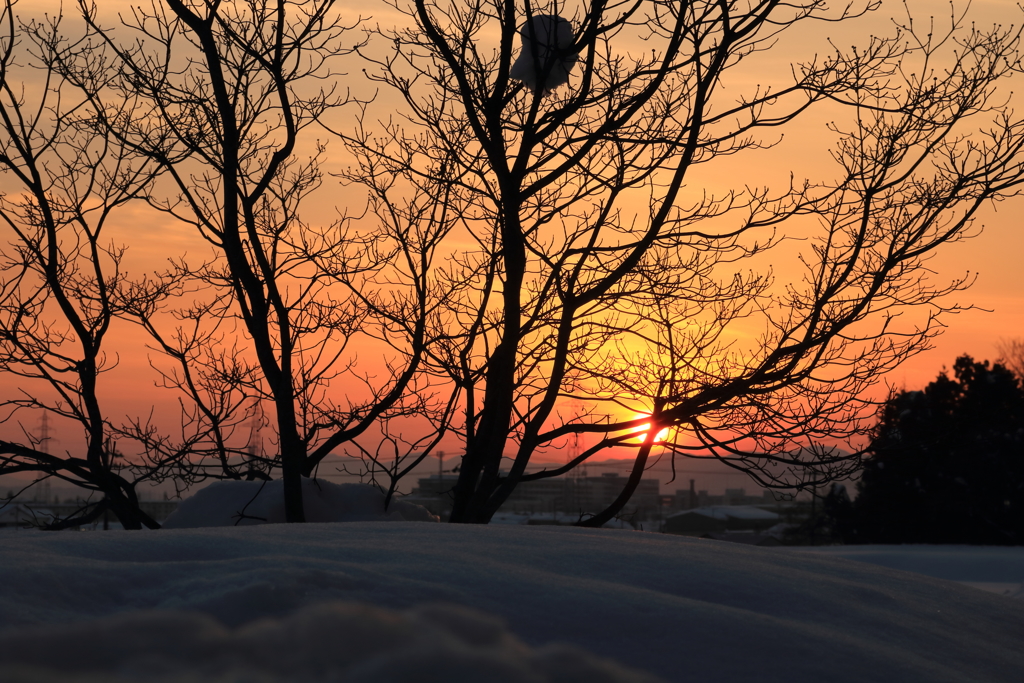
[3,0,1023,459]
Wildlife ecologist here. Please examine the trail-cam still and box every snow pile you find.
[509,14,578,93]
[2,524,1023,682]
[163,478,437,528]
[796,544,1024,598]
[0,601,658,683]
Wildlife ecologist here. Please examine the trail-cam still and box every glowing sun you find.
[632,415,671,443]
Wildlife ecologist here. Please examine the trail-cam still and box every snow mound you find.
[2,524,1022,682]
[510,14,578,93]
[163,478,438,528]
[796,544,1024,598]
[0,601,661,683]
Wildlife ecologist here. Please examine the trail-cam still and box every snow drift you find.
[2,524,1022,682]
[798,544,1024,598]
[162,478,437,528]
[0,601,658,683]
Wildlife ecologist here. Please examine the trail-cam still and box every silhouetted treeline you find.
[830,356,1024,545]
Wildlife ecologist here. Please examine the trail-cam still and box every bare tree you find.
[341,0,1024,523]
[0,0,169,528]
[58,0,436,522]
[996,338,1024,381]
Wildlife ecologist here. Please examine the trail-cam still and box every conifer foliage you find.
[839,357,1024,544]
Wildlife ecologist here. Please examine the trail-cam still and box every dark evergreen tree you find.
[843,356,1024,544]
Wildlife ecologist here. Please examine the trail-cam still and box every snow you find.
[489,511,636,528]
[0,600,657,683]
[509,14,578,93]
[162,479,438,528]
[1,524,1022,683]
[796,545,1024,598]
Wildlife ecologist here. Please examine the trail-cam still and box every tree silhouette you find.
[341,0,1024,523]
[57,0,444,521]
[996,338,1024,381]
[7,0,1024,528]
[0,0,171,528]
[842,356,1024,544]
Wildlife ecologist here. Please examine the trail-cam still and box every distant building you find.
[0,499,180,529]
[409,471,785,528]
[662,505,780,536]
[0,503,42,528]
[409,471,661,523]
[503,471,661,519]
[404,474,459,517]
[670,487,775,510]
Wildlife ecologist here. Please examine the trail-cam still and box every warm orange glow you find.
[632,416,671,444]
[3,0,1024,459]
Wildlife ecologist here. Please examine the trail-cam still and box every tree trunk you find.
[578,433,657,528]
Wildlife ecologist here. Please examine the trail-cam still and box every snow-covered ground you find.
[796,544,1024,599]
[2,523,1022,683]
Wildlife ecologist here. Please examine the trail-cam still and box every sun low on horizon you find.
[2,6,1023,682]
[2,0,1023,467]
[629,415,672,445]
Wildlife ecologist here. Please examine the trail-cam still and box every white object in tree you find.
[509,14,578,94]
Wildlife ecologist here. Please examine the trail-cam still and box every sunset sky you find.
[2,0,1022,465]
[4,11,1024,678]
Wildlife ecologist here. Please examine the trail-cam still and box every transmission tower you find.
[37,412,52,503]
[245,406,263,459]
[566,399,587,511]
[38,412,51,453]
